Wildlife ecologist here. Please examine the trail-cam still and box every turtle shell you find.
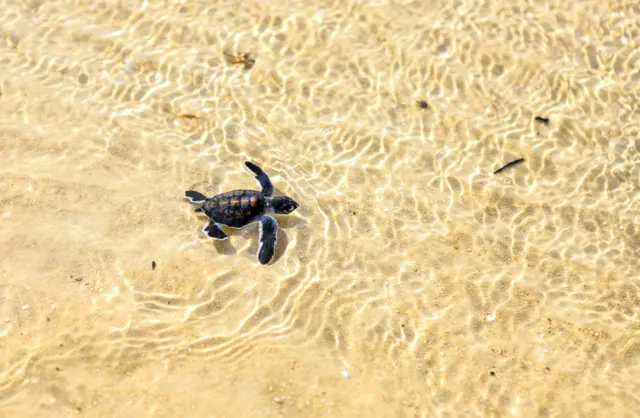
[201,190,265,228]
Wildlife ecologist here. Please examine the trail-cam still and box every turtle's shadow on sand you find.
[208,215,307,264]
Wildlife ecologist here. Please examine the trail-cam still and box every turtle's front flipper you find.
[185,190,209,203]
[244,161,274,197]
[203,221,228,240]
[257,216,278,265]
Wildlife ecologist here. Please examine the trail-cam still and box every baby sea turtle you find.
[184,161,299,265]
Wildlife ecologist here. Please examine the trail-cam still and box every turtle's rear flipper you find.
[185,190,209,203]
[257,216,278,265]
[203,221,228,240]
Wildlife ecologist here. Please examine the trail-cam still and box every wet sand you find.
[1,0,639,416]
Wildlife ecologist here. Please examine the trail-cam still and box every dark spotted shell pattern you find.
[201,190,265,228]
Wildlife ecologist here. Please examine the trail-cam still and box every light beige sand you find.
[1,0,639,416]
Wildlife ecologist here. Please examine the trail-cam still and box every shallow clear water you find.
[1,0,639,416]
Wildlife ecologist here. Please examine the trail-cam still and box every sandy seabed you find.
[0,0,639,417]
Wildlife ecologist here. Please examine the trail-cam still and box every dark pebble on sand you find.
[152,261,157,270]
[490,371,496,376]
[534,116,549,124]
[417,100,429,109]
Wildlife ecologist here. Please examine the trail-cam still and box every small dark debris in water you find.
[490,371,496,376]
[240,54,256,70]
[417,100,429,109]
[176,113,198,120]
[352,211,357,215]
[152,261,157,270]
[224,51,255,70]
[545,367,551,372]
[56,367,60,371]
[493,158,525,175]
[535,116,549,124]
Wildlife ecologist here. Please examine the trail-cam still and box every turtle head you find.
[271,196,299,214]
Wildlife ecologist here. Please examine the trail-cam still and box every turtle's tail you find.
[184,190,209,203]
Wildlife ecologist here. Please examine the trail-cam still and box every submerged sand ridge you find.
[0,0,639,416]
